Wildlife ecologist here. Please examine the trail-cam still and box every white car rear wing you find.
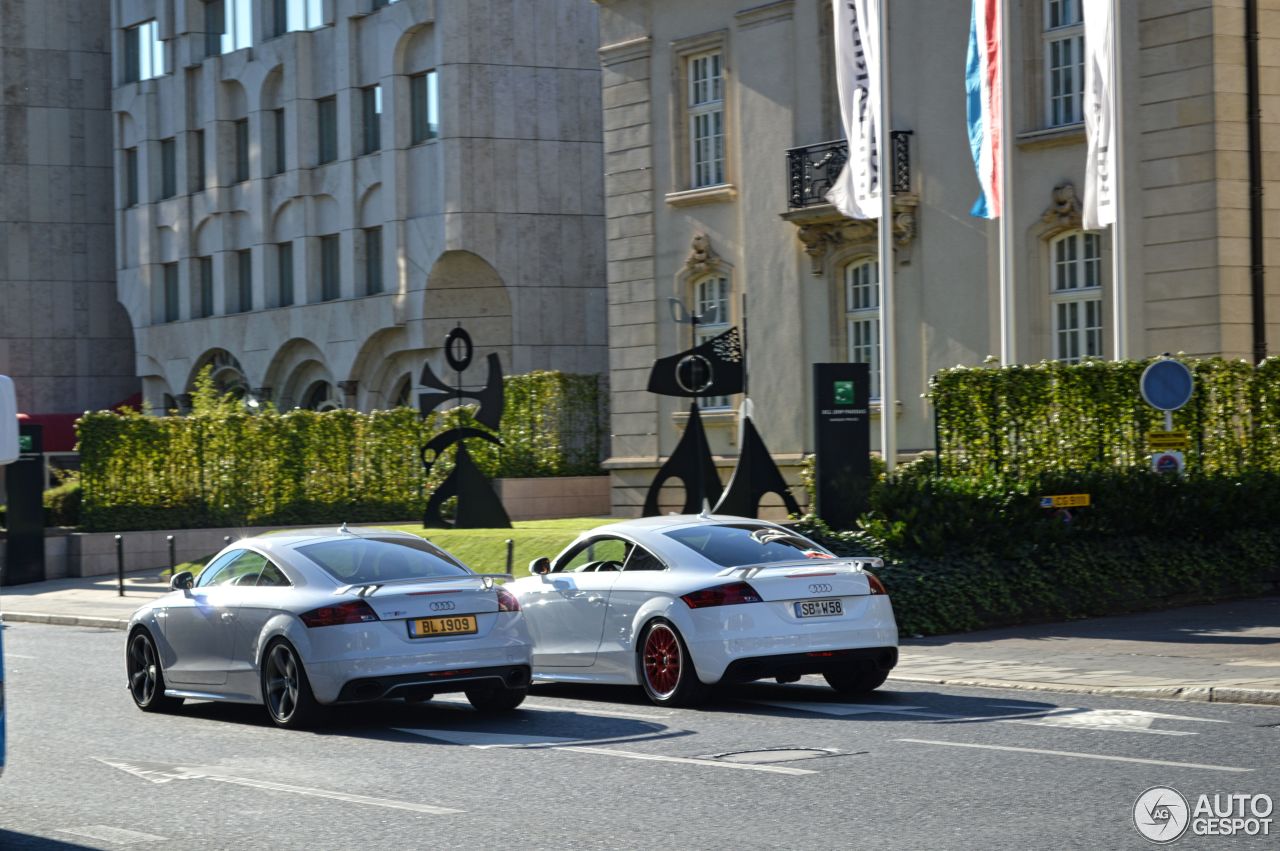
[719,557,884,580]
[338,573,515,596]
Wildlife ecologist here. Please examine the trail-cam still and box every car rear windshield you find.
[297,537,471,584]
[663,524,834,568]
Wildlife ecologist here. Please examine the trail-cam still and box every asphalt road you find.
[1,623,1277,850]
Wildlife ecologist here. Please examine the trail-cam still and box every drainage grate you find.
[705,747,856,765]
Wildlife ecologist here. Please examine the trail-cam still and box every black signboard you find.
[812,363,872,529]
[3,423,45,585]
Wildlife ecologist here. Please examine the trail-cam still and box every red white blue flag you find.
[966,0,1002,219]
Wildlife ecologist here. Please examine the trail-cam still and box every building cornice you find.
[734,1,795,31]
[599,35,652,65]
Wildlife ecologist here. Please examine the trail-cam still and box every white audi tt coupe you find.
[505,515,899,706]
[126,528,533,728]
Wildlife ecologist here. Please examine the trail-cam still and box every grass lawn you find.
[170,517,609,579]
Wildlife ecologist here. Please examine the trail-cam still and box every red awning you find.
[15,412,80,452]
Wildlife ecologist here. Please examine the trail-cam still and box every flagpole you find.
[998,0,1015,365]
[1110,0,1128,360]
[878,0,896,474]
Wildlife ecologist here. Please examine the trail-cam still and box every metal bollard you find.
[167,535,175,577]
[505,539,514,573]
[115,534,124,596]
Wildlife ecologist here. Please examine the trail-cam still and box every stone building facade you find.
[595,0,1279,516]
[0,1,137,419]
[112,0,606,413]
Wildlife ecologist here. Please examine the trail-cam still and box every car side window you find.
[202,551,268,587]
[622,545,666,572]
[556,537,631,572]
[256,561,292,587]
[195,550,245,588]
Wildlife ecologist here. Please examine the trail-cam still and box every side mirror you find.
[169,571,194,591]
[528,557,552,576]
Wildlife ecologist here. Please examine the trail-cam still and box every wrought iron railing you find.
[786,131,912,209]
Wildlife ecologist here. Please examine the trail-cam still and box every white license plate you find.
[794,599,843,618]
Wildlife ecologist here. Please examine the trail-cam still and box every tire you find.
[823,666,890,696]
[260,640,322,729]
[126,629,183,713]
[465,684,527,713]
[637,620,710,707]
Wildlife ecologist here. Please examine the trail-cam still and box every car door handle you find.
[221,612,235,621]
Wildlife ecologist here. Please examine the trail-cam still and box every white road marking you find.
[897,739,1254,773]
[396,728,815,775]
[58,825,166,845]
[4,652,36,659]
[752,700,954,718]
[557,745,817,775]
[96,758,462,815]
[429,695,672,721]
[954,706,1231,736]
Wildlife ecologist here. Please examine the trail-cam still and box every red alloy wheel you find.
[643,623,682,698]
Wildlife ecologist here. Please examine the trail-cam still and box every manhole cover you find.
[708,747,847,765]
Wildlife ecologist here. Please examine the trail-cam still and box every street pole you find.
[999,0,1016,366]
[1110,0,1128,360]
[878,0,896,474]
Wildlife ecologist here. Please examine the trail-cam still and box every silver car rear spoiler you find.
[721,557,883,580]
[337,573,515,596]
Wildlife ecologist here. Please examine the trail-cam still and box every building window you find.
[317,97,337,164]
[124,20,164,83]
[277,242,294,307]
[272,108,287,175]
[1051,231,1103,362]
[372,0,398,8]
[217,0,252,54]
[364,227,383,294]
[688,51,725,188]
[124,147,138,207]
[320,235,340,301]
[410,71,439,144]
[204,1,223,57]
[694,275,731,409]
[234,118,250,182]
[362,86,382,155]
[159,138,176,199]
[163,263,180,323]
[844,259,881,399]
[198,256,214,317]
[276,0,324,34]
[191,130,206,192]
[1044,0,1085,127]
[237,249,253,312]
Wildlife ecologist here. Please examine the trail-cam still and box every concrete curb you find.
[2,612,129,630]
[888,673,1280,708]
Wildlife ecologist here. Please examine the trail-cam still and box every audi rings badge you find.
[429,600,457,612]
[808,583,833,594]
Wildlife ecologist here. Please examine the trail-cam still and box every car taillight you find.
[681,581,762,609]
[300,599,380,627]
[864,570,887,595]
[496,586,521,612]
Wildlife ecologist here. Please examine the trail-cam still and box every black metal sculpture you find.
[712,400,802,518]
[418,326,512,529]
[641,299,741,516]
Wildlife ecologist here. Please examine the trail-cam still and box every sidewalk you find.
[2,571,1278,707]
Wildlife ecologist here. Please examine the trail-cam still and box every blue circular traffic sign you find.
[1140,359,1194,412]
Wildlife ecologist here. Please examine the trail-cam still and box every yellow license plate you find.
[409,615,478,638]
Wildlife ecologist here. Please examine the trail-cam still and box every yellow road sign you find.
[1039,494,1090,509]
[1148,430,1190,449]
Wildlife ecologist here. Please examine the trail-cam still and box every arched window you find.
[694,275,731,409]
[844,259,880,399]
[1050,231,1103,362]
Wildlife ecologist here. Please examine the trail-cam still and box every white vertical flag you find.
[827,0,883,220]
[1082,0,1115,230]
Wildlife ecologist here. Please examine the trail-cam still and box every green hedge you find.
[930,357,1280,483]
[78,370,605,531]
